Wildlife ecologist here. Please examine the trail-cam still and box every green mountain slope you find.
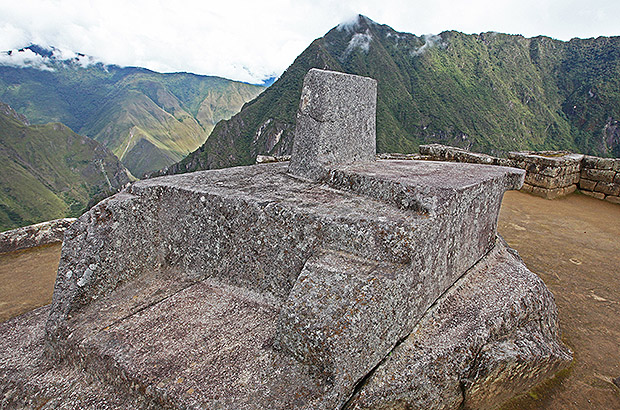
[168,15,620,174]
[0,56,265,176]
[0,102,132,232]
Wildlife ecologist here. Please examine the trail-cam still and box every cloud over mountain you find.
[1,0,619,84]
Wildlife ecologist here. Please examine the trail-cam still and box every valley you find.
[0,51,265,177]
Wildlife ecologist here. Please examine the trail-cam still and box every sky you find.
[0,0,619,84]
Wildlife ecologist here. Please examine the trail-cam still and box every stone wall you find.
[420,144,619,203]
[0,218,76,253]
[507,151,582,199]
[579,156,620,204]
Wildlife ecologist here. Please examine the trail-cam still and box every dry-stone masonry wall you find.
[420,144,620,203]
[0,218,76,253]
[579,155,620,204]
[507,151,582,199]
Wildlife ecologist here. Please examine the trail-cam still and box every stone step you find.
[69,278,332,410]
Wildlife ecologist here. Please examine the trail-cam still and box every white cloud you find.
[0,48,54,71]
[411,34,444,56]
[344,31,373,56]
[0,0,619,83]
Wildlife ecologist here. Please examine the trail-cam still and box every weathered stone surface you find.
[595,181,620,196]
[0,218,76,254]
[581,190,606,200]
[507,151,584,169]
[345,239,571,410]
[43,160,526,409]
[521,183,576,199]
[377,152,427,161]
[0,155,571,409]
[289,69,377,180]
[579,178,597,191]
[1,240,570,410]
[605,195,620,205]
[581,168,616,183]
[418,145,620,202]
[420,145,587,200]
[0,306,151,410]
[419,144,514,168]
[583,155,615,170]
[524,171,578,189]
[1,70,571,410]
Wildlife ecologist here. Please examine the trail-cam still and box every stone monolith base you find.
[1,159,571,410]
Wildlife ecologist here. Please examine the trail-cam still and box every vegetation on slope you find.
[169,15,620,174]
[0,102,132,231]
[0,56,265,176]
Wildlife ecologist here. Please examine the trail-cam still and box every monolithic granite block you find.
[41,160,527,409]
[288,69,377,180]
[346,239,571,410]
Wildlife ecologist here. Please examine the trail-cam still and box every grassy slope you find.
[170,16,620,175]
[0,104,131,231]
[0,63,265,176]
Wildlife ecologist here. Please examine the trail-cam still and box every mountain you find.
[0,48,265,176]
[0,102,132,232]
[166,15,620,174]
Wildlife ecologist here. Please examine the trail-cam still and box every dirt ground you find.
[0,191,619,409]
[498,191,620,410]
[0,242,61,323]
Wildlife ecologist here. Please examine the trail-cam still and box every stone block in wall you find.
[463,152,495,165]
[508,152,583,179]
[595,181,620,196]
[579,178,597,191]
[581,190,606,200]
[524,171,578,190]
[614,160,620,172]
[583,155,615,170]
[606,195,620,205]
[508,151,583,168]
[377,153,426,160]
[581,168,616,183]
[497,158,517,167]
[417,144,512,167]
[0,218,76,253]
[614,172,620,184]
[418,144,444,157]
[562,184,578,197]
[521,183,576,200]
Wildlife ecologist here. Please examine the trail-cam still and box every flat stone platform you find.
[36,160,525,409]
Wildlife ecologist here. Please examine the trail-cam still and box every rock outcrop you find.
[0,69,571,410]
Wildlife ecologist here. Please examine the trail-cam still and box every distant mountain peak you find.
[336,14,377,33]
[0,44,98,71]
